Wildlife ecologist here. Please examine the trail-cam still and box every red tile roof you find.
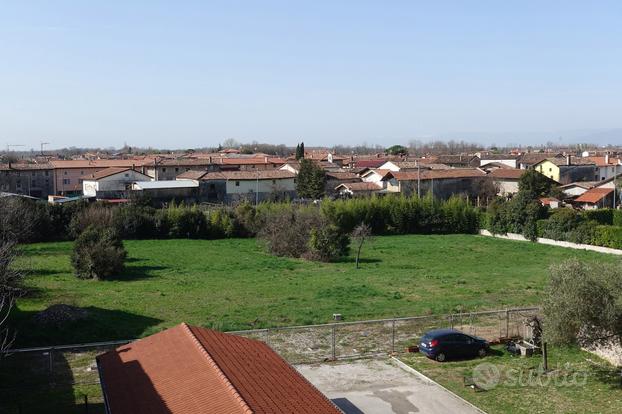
[97,324,340,414]
[587,156,622,167]
[186,170,296,181]
[392,168,486,181]
[80,167,146,180]
[354,159,386,168]
[574,187,613,204]
[489,169,525,179]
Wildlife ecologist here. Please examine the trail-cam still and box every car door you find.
[460,334,478,356]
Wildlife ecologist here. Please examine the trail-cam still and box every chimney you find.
[566,155,571,166]
[605,153,610,165]
[264,156,268,163]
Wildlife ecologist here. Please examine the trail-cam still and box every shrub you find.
[592,225,622,249]
[259,205,324,258]
[69,203,115,238]
[71,226,126,280]
[161,204,207,238]
[207,208,238,238]
[613,210,622,227]
[114,204,157,239]
[0,197,52,243]
[582,208,614,225]
[306,224,350,262]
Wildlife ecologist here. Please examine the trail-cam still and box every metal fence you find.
[0,306,539,412]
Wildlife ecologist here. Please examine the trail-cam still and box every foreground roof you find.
[574,187,613,204]
[97,324,340,414]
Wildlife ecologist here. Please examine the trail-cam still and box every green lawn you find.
[11,234,620,347]
[401,345,622,414]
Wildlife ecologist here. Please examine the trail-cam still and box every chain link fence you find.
[0,307,539,412]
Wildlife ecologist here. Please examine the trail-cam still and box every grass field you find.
[401,345,622,414]
[11,234,620,347]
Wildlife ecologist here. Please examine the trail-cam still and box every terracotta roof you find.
[392,168,486,181]
[538,157,596,167]
[80,167,144,180]
[587,156,622,167]
[50,159,154,169]
[0,163,53,171]
[574,187,613,204]
[97,323,340,414]
[479,154,520,160]
[200,170,296,180]
[325,171,360,180]
[383,161,420,170]
[519,153,561,164]
[176,170,208,180]
[354,159,386,168]
[336,182,382,192]
[489,169,525,179]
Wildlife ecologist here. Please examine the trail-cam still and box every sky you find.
[1,1,621,150]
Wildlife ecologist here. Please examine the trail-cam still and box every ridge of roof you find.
[181,323,253,414]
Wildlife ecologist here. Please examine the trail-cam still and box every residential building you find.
[587,154,622,181]
[178,170,296,203]
[390,169,488,200]
[97,323,341,414]
[0,162,54,198]
[335,181,384,197]
[81,168,152,198]
[532,156,596,184]
[574,187,614,210]
[488,169,525,196]
[478,154,520,169]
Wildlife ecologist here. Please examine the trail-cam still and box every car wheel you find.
[477,348,487,357]
[435,353,446,362]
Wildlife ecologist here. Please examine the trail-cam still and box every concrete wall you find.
[0,168,54,198]
[479,229,622,255]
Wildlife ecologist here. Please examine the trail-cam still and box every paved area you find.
[296,358,482,414]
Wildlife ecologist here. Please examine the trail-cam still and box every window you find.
[31,180,36,186]
[64,171,68,175]
[548,167,552,172]
[45,171,49,176]
[80,171,84,175]
[63,178,70,185]
[124,173,129,177]
[162,168,167,172]
[175,167,179,172]
[235,181,240,186]
[272,179,276,184]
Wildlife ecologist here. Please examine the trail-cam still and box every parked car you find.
[419,329,489,362]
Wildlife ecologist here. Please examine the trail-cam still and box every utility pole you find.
[6,144,25,152]
[40,142,50,155]
[417,160,421,198]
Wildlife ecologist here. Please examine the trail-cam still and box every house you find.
[131,180,201,203]
[517,152,562,170]
[81,168,152,198]
[558,182,596,198]
[532,156,596,184]
[335,181,383,197]
[478,154,520,169]
[434,154,480,168]
[96,323,341,414]
[360,169,394,189]
[179,170,296,203]
[488,169,525,196]
[574,187,614,210]
[0,162,54,199]
[391,168,488,199]
[539,197,561,209]
[325,171,361,195]
[50,159,154,196]
[378,161,421,171]
[586,154,622,181]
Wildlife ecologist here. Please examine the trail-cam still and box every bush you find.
[613,210,622,227]
[114,204,157,239]
[69,203,115,238]
[592,225,622,249]
[306,224,350,262]
[582,208,614,225]
[71,226,126,280]
[258,205,324,258]
[160,204,207,238]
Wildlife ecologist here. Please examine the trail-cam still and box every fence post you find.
[449,314,454,329]
[84,395,89,414]
[331,325,336,360]
[48,348,54,386]
[391,319,396,354]
[505,309,510,338]
[265,329,270,347]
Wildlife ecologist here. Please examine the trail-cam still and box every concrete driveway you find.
[296,359,482,414]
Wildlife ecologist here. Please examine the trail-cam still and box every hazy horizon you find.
[2,1,621,149]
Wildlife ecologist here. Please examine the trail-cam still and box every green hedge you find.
[593,225,622,249]
[582,208,614,225]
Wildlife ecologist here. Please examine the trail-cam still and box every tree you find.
[544,259,622,347]
[296,159,326,199]
[307,224,350,262]
[0,241,23,355]
[351,223,373,269]
[295,142,305,160]
[386,145,408,156]
[71,226,127,280]
[518,169,554,199]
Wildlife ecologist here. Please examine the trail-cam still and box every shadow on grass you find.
[10,306,163,347]
[334,257,382,264]
[107,264,167,281]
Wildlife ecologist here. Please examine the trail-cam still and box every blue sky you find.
[1,1,621,149]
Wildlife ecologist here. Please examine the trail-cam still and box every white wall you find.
[480,159,517,168]
[225,178,296,194]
